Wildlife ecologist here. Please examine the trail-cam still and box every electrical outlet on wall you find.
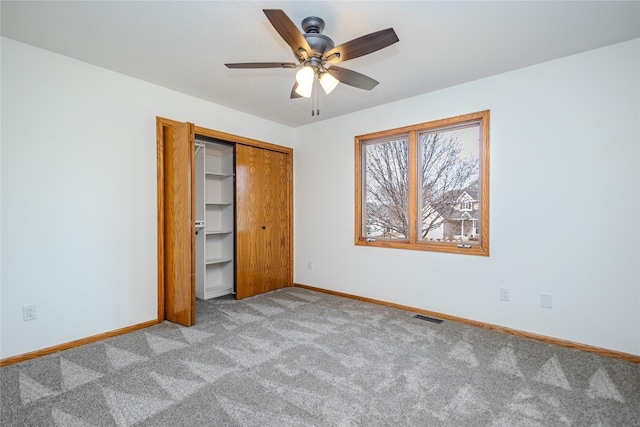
[23,304,38,321]
[500,287,510,302]
[307,261,313,270]
[541,293,552,308]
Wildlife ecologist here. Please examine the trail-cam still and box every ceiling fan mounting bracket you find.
[301,16,325,34]
[325,53,340,62]
[296,48,309,61]
[298,16,335,58]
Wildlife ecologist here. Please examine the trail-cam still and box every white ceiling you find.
[2,1,639,128]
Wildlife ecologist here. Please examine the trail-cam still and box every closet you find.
[194,137,235,300]
[156,117,293,326]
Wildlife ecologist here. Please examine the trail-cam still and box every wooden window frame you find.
[355,110,490,256]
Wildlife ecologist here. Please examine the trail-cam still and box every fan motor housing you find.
[303,33,334,56]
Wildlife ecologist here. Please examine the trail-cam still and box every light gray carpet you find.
[1,287,639,426]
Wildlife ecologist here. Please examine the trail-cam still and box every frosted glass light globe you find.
[295,66,315,86]
[295,83,312,98]
[320,72,339,94]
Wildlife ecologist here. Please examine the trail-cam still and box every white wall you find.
[3,36,638,360]
[0,38,293,359]
[294,39,640,355]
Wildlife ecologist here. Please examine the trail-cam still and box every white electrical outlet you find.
[307,261,313,270]
[500,287,510,302]
[23,304,38,321]
[541,293,552,308]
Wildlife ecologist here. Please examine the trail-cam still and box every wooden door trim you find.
[156,117,168,321]
[157,117,294,321]
[194,126,293,155]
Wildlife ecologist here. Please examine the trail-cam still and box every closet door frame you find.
[156,117,293,323]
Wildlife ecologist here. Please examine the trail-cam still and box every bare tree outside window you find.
[355,110,489,256]
[364,137,409,239]
[419,125,481,244]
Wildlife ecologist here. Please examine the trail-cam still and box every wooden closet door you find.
[236,144,290,299]
[262,149,290,291]
[160,120,196,326]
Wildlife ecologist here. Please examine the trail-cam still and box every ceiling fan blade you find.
[324,28,399,64]
[290,83,302,99]
[263,9,312,60]
[225,62,297,69]
[327,66,379,90]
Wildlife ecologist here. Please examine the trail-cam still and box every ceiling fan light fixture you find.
[295,66,315,86]
[319,72,339,94]
[226,10,399,106]
[294,83,313,98]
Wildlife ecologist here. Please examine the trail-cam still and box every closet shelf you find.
[205,171,232,178]
[205,230,232,235]
[205,257,232,265]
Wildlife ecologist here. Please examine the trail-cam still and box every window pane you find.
[419,124,481,245]
[364,137,409,240]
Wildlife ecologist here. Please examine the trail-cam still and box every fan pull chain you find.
[311,77,320,116]
[311,83,315,116]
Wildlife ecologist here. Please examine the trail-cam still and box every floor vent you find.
[414,314,444,324]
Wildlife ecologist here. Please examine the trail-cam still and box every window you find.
[355,110,489,256]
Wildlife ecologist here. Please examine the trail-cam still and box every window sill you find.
[355,238,489,256]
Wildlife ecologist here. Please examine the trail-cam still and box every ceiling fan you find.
[225,9,399,103]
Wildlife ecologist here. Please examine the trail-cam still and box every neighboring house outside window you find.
[423,190,480,242]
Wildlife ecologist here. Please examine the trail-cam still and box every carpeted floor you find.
[1,287,639,426]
